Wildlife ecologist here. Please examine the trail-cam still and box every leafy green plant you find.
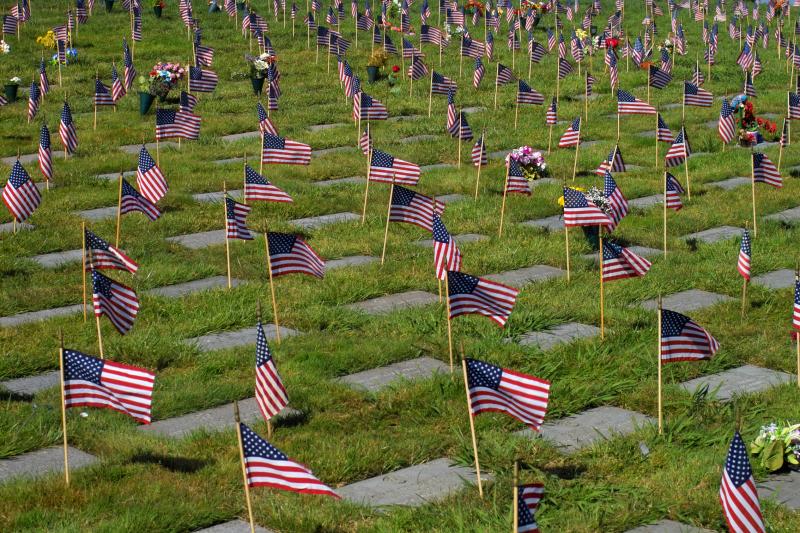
[750,423,800,472]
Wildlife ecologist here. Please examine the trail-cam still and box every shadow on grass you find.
[129,451,211,474]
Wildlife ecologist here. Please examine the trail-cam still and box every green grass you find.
[1,1,800,531]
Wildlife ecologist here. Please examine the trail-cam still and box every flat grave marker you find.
[624,520,715,533]
[312,176,366,187]
[679,365,793,402]
[420,163,456,173]
[518,323,601,351]
[195,520,271,533]
[148,276,244,298]
[311,146,356,157]
[0,222,34,233]
[521,215,564,232]
[628,195,663,209]
[346,291,438,315]
[119,142,178,154]
[640,289,734,313]
[220,131,261,142]
[1,370,60,396]
[765,206,800,224]
[308,123,348,132]
[0,446,97,484]
[758,470,800,511]
[166,230,227,249]
[682,226,743,244]
[336,357,448,393]
[74,206,117,221]
[486,265,566,287]
[185,324,299,353]
[31,249,83,268]
[751,269,794,290]
[708,177,751,191]
[398,134,438,144]
[327,255,378,270]
[192,190,243,203]
[0,304,84,328]
[415,234,488,248]
[288,212,359,230]
[95,170,136,181]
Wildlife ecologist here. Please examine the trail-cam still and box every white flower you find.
[0,40,9,54]
[9,76,21,84]
[253,60,268,71]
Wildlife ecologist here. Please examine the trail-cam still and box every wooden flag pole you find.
[555,55,560,106]
[657,297,663,435]
[750,152,758,237]
[584,73,589,124]
[445,276,454,372]
[82,222,87,321]
[428,70,434,116]
[115,174,123,247]
[778,118,786,173]
[512,460,519,533]
[493,63,500,109]
[58,330,70,486]
[234,402,257,533]
[548,123,553,154]
[224,182,232,288]
[95,312,105,359]
[474,130,484,199]
[380,174,396,265]
[361,146,372,224]
[498,162,510,237]
[460,358,484,498]
[263,233,281,344]
[572,127,581,181]
[599,228,604,340]
[565,224,570,282]
[647,68,651,104]
[460,38,464,78]
[663,171,668,256]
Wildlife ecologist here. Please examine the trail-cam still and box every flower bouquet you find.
[465,0,485,16]
[0,40,9,54]
[50,48,78,66]
[507,146,549,181]
[558,186,611,250]
[731,94,778,146]
[246,53,274,94]
[36,30,56,49]
[750,422,800,472]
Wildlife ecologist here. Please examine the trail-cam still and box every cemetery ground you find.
[2,1,800,531]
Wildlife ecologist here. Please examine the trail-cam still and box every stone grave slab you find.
[220,131,260,142]
[521,215,563,232]
[488,149,513,160]
[765,206,800,224]
[337,357,449,393]
[530,178,558,188]
[327,255,378,270]
[288,212,359,230]
[628,195,663,209]
[0,304,83,328]
[414,234,488,248]
[337,458,489,508]
[1,370,60,396]
[0,446,97,483]
[120,142,178,154]
[571,93,600,101]
[679,365,793,401]
[436,193,467,204]
[1,152,64,165]
[185,324,299,353]
[31,249,83,268]
[399,134,438,143]
[313,176,366,187]
[518,323,601,351]
[148,277,243,298]
[682,226,743,244]
[486,265,566,287]
[166,230,227,249]
[625,165,645,171]
[387,114,424,122]
[75,206,117,221]
[308,123,348,132]
[213,157,245,166]
[518,406,655,454]
[708,177,750,190]
[462,106,487,114]
[420,163,456,173]
[636,130,656,138]
[705,120,718,129]
[346,291,438,315]
[752,269,794,290]
[758,469,800,510]
[625,519,715,533]
[0,221,34,233]
[95,170,136,181]
[581,246,661,262]
[311,146,356,157]
[789,165,800,176]
[580,140,602,149]
[640,289,734,313]
[661,103,682,110]
[690,152,711,158]
[140,397,300,439]
[195,520,271,533]
[192,190,243,203]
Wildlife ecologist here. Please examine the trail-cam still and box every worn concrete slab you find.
[636,130,657,138]
[95,170,136,181]
[628,194,663,209]
[758,469,800,511]
[0,446,97,483]
[436,193,467,204]
[399,134,439,143]
[289,212,359,230]
[486,265,566,287]
[519,406,655,454]
[571,93,600,101]
[1,370,60,396]
[679,365,793,401]
[192,190,243,203]
[346,291,438,315]
[387,114,424,122]
[661,103,682,110]
[308,123,348,132]
[337,458,490,508]
[462,106,487,114]
[337,357,449,393]
[0,221,34,233]
[488,149,513,160]
[185,324,299,353]
[140,397,301,439]
[625,164,645,171]
[311,146,356,157]
[415,233,488,248]
[705,120,719,129]
[420,163,456,173]
[166,230,227,249]
[213,157,245,166]
[2,152,64,165]
[624,519,715,533]
[519,323,601,351]
[765,206,800,223]
[194,520,271,533]
[148,276,243,298]
[0,304,84,328]
[120,142,178,154]
[521,215,564,232]
[30,249,83,268]
[313,176,366,187]
[579,140,602,149]
[327,255,378,270]
[530,178,559,188]
[640,289,734,313]
[682,226,743,244]
[220,131,261,142]
[75,206,117,221]
[708,176,751,190]
[752,269,794,290]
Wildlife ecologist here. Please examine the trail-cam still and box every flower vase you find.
[104,0,115,12]
[581,225,600,252]
[251,77,265,95]
[367,66,379,83]
[153,6,163,17]
[3,84,18,103]
[237,1,246,11]
[139,92,155,115]
[209,2,221,12]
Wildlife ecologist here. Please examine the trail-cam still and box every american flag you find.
[56,40,67,65]
[528,39,545,63]
[353,92,389,121]
[780,119,789,148]
[517,80,544,105]
[261,134,311,166]
[719,432,765,533]
[601,242,651,281]
[693,63,706,86]
[132,6,142,41]
[464,358,549,430]
[471,135,487,167]
[473,58,485,88]
[719,98,737,142]
[38,124,52,182]
[486,31,495,59]
[257,103,278,135]
[359,128,372,155]
[389,185,445,231]
[408,55,428,80]
[558,117,581,148]
[3,161,41,222]
[76,0,88,22]
[255,321,289,421]
[557,58,573,79]
[737,42,754,71]
[648,65,671,89]
[517,482,544,533]
[665,128,690,167]
[155,109,201,140]
[794,276,800,330]
[737,229,751,280]
[225,196,253,240]
[432,215,461,280]
[790,92,800,120]
[123,39,136,91]
[505,158,531,195]
[545,98,558,125]
[448,111,473,140]
[617,89,656,115]
[59,102,78,155]
[461,35,484,59]
[134,147,167,204]
[120,179,161,221]
[660,48,673,74]
[558,32,567,58]
[239,423,339,497]
[448,271,519,326]
[195,44,215,67]
[752,54,762,78]
[447,8,465,27]
[189,65,218,93]
[245,165,292,203]
[27,81,41,122]
[266,232,325,279]
[632,36,644,65]
[496,63,515,85]
[431,71,457,95]
[111,64,126,103]
[179,91,198,113]
[585,72,596,96]
[402,38,423,59]
[607,48,618,89]
[563,187,612,227]
[326,6,337,24]
[596,145,626,175]
[546,28,556,50]
[369,149,420,185]
[660,309,720,363]
[683,81,713,107]
[656,114,674,143]
[85,229,138,273]
[92,270,140,335]
[420,25,445,45]
[93,79,115,107]
[752,152,782,188]
[63,349,154,424]
[665,173,684,210]
[603,171,628,229]
[39,59,50,97]
[3,14,17,36]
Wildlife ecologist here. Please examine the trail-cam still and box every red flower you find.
[607,37,619,49]
[756,117,764,126]
[392,65,400,72]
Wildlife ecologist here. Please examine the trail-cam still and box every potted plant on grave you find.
[246,53,272,95]
[148,62,186,102]
[367,49,389,83]
[237,1,247,12]
[153,0,165,18]
[137,75,156,115]
[750,422,800,472]
[105,0,115,12]
[4,76,21,103]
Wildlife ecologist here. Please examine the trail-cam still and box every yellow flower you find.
[557,186,586,207]
[36,30,56,50]
[575,29,588,40]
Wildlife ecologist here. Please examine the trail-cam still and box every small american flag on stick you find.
[244,165,292,203]
[369,149,420,185]
[91,270,140,335]
[255,321,289,421]
[266,232,325,279]
[261,134,311,165]
[660,309,720,363]
[447,271,519,326]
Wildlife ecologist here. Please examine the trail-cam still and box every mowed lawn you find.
[1,0,800,531]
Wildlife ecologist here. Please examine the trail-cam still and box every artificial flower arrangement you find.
[246,52,275,79]
[750,422,800,472]
[50,48,78,65]
[36,30,56,49]
[7,76,21,86]
[143,62,186,98]
[558,186,611,214]
[367,49,390,68]
[605,36,620,50]
[465,0,485,16]
[507,146,549,181]
[0,39,10,54]
[731,94,778,146]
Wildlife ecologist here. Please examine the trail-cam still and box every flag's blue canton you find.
[256,321,273,366]
[603,242,625,260]
[661,309,694,337]
[790,93,800,107]
[753,152,768,170]
[617,90,636,102]
[564,187,589,208]
[725,432,753,487]
[263,135,287,150]
[518,493,536,528]
[658,114,669,129]
[433,72,446,84]
[448,271,480,296]
[40,125,51,148]
[245,166,267,185]
[433,216,451,243]
[92,270,114,298]
[122,179,144,199]
[240,423,288,459]
[257,102,268,122]
[361,94,376,107]
[63,349,103,383]
[156,109,177,125]
[61,103,73,125]
[268,232,298,256]
[721,98,734,117]
[86,231,111,252]
[138,148,156,171]
[447,88,455,105]
[570,117,581,131]
[740,229,751,256]
[508,158,523,177]
[190,66,203,81]
[465,358,502,389]
[371,149,394,168]
[225,197,241,218]
[9,161,31,188]
[393,186,417,206]
[685,82,700,95]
